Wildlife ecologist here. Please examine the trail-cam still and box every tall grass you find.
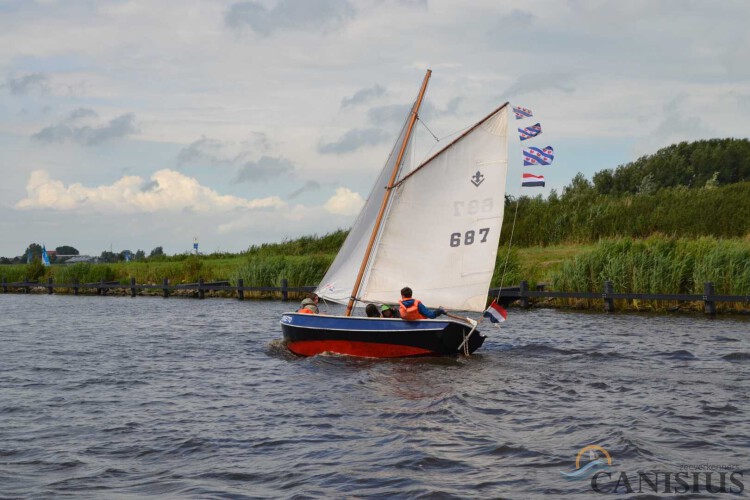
[54,263,117,284]
[0,265,28,283]
[231,255,335,288]
[552,236,750,296]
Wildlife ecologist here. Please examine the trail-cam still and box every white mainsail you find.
[317,87,510,312]
[360,104,510,311]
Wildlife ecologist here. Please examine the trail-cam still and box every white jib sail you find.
[359,104,510,312]
[315,117,413,304]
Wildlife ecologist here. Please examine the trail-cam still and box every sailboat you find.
[280,70,510,357]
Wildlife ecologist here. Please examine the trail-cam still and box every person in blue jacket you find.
[398,286,446,320]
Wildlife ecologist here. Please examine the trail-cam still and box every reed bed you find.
[231,255,333,288]
[551,236,750,311]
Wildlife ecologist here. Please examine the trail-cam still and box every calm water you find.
[1,294,748,498]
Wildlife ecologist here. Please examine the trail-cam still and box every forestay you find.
[360,104,510,311]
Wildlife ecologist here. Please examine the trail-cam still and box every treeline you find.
[245,230,348,257]
[1,244,243,265]
[501,138,750,247]
[502,182,750,247]
[588,138,750,195]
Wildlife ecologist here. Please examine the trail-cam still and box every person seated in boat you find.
[380,304,399,318]
[365,303,381,317]
[399,287,446,320]
[298,293,320,314]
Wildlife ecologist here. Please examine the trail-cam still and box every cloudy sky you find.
[1,0,748,257]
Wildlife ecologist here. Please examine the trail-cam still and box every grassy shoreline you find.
[3,235,748,313]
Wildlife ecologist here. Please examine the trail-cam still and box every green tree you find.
[55,245,79,256]
[99,251,118,263]
[592,169,614,195]
[638,173,657,195]
[23,243,43,262]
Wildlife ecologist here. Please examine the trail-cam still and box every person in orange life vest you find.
[298,293,320,314]
[398,287,446,320]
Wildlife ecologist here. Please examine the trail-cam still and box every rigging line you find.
[415,124,473,169]
[417,116,439,142]
[391,103,507,190]
[496,196,521,300]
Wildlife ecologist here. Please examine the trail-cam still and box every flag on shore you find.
[41,245,50,266]
[483,300,508,323]
[513,106,533,120]
[518,123,542,141]
[523,146,554,166]
[522,173,546,187]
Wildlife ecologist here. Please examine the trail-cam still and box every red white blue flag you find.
[523,146,554,166]
[518,123,542,141]
[513,106,533,120]
[522,173,545,187]
[483,300,508,323]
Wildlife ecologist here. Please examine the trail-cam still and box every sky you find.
[1,0,749,257]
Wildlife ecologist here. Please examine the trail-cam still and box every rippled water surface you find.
[1,294,748,498]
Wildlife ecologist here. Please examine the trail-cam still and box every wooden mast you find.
[344,69,432,316]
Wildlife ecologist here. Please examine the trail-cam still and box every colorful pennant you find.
[523,146,554,166]
[518,123,542,141]
[513,106,533,120]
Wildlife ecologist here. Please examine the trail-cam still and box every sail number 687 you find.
[450,228,490,247]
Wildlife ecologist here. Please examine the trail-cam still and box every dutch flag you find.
[522,173,545,187]
[483,300,508,323]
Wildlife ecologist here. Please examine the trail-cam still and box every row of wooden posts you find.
[1,277,747,315]
[0,277,314,301]
[2,277,750,315]
[502,281,749,316]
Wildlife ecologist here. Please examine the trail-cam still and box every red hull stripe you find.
[287,340,435,358]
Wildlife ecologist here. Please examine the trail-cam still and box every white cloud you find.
[323,187,363,215]
[15,169,286,214]
[0,0,749,256]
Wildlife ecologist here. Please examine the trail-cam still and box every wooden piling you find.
[704,282,716,316]
[2,277,7,293]
[237,279,244,301]
[163,278,169,298]
[73,278,79,296]
[198,278,205,299]
[47,277,54,295]
[519,281,530,309]
[130,277,136,298]
[281,278,289,302]
[603,280,615,313]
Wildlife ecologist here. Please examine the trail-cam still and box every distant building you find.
[64,255,99,264]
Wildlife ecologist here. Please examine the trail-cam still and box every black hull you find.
[280,313,485,358]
